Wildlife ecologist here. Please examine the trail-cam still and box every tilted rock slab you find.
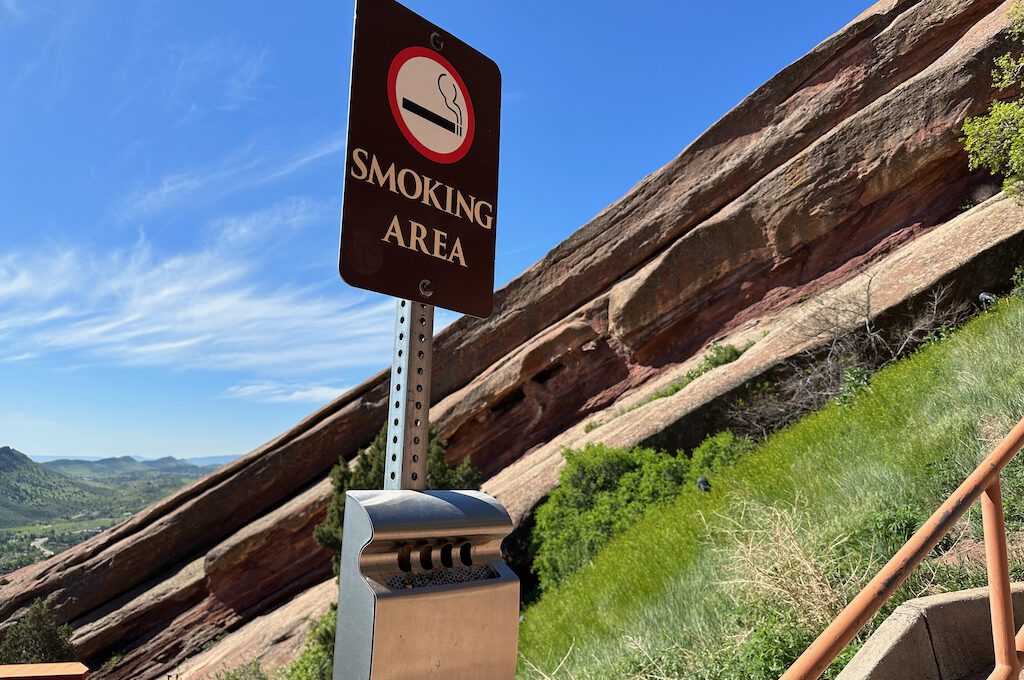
[0,1,1019,677]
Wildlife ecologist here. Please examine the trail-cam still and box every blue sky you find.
[0,0,868,459]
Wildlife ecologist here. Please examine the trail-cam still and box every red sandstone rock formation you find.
[1,1,1021,677]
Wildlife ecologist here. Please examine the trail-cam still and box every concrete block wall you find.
[837,584,1024,680]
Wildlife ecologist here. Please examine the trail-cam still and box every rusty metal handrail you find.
[781,416,1024,680]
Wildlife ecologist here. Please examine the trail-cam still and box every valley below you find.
[0,447,227,576]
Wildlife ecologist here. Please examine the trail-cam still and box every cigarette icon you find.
[402,98,459,135]
[401,74,463,137]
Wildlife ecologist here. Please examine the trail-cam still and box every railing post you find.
[780,416,1024,680]
[983,479,1022,679]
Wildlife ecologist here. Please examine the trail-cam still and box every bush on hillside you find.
[213,661,270,680]
[313,424,480,574]
[532,444,690,590]
[648,342,749,402]
[963,0,1024,195]
[0,599,77,665]
[1012,265,1024,298]
[277,606,336,680]
[690,431,755,476]
[532,434,755,591]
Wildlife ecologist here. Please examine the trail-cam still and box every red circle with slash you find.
[388,46,475,164]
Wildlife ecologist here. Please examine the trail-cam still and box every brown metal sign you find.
[339,0,501,318]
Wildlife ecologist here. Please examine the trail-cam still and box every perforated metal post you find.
[384,299,433,491]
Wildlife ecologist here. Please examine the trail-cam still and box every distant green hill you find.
[0,448,221,531]
[43,456,218,479]
[0,447,103,527]
[138,456,219,475]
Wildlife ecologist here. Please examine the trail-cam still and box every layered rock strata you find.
[0,1,1019,677]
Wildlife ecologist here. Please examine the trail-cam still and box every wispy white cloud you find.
[2,352,37,362]
[211,195,329,246]
[221,46,269,111]
[169,39,272,121]
[117,134,344,221]
[0,198,394,385]
[226,381,351,404]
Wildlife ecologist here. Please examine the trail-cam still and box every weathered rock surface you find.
[0,1,1020,677]
[487,194,1024,525]
[169,580,337,680]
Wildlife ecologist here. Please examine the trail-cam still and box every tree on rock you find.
[313,424,480,574]
[963,0,1024,196]
[0,599,77,664]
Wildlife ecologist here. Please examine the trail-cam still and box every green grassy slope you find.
[517,297,1024,679]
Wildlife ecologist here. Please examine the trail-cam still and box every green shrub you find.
[963,0,1024,195]
[690,432,755,476]
[689,614,818,680]
[1012,265,1024,298]
[0,599,77,664]
[277,607,336,680]
[213,661,270,680]
[533,433,757,592]
[532,444,691,590]
[836,366,872,406]
[703,342,745,368]
[313,425,480,574]
[648,342,749,402]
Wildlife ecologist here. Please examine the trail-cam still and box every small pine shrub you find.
[313,425,480,574]
[0,599,77,664]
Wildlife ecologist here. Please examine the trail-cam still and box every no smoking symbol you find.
[388,46,475,164]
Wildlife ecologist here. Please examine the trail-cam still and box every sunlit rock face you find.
[2,1,1021,677]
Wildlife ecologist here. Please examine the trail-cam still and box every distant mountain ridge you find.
[0,447,228,530]
[42,456,219,479]
[28,453,238,467]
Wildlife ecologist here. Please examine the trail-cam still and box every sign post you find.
[334,2,518,679]
[383,298,432,491]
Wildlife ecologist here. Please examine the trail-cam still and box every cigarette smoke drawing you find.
[401,73,463,137]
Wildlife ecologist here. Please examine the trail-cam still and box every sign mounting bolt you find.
[430,31,444,51]
[419,279,434,297]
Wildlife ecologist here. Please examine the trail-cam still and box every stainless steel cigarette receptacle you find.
[333,489,520,680]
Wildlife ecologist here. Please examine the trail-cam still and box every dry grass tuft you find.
[709,499,873,630]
